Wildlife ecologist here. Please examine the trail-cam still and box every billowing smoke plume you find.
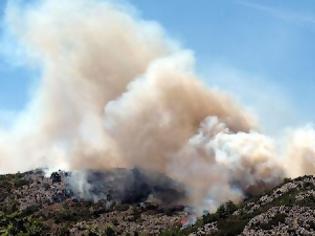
[0,0,314,214]
[68,168,186,206]
[284,126,315,177]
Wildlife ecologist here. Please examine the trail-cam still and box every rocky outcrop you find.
[243,206,315,235]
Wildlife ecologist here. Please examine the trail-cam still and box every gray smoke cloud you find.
[0,0,314,214]
[68,168,186,206]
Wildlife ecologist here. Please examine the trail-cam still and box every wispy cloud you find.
[0,109,18,129]
[236,0,315,25]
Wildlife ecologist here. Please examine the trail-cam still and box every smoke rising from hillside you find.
[0,0,315,214]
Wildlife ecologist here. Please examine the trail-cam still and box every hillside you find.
[171,175,315,236]
[0,170,315,235]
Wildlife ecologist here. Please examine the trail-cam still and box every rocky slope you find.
[176,176,315,236]
[0,169,186,235]
[0,170,315,235]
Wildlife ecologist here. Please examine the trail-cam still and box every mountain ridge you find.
[0,170,314,235]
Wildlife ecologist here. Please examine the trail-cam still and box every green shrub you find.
[13,178,30,188]
[24,217,46,235]
[160,227,183,236]
[56,223,70,236]
[21,205,40,216]
[260,213,286,230]
[0,212,46,236]
[297,195,315,208]
[115,204,129,212]
[202,212,219,224]
[216,201,238,219]
[217,216,248,236]
[105,225,116,236]
[4,199,19,214]
[54,210,78,223]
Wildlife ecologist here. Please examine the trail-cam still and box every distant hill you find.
[0,170,314,235]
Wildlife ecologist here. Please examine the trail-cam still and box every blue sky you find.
[0,0,315,132]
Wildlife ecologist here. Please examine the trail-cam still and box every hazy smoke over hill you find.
[0,0,314,214]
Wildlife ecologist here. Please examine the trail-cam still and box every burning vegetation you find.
[0,1,315,234]
[1,170,315,235]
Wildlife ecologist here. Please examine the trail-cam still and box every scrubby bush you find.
[115,204,129,211]
[260,213,286,230]
[22,204,40,216]
[297,195,315,208]
[105,225,116,236]
[217,216,248,236]
[0,211,46,236]
[56,223,70,236]
[160,227,183,236]
[13,177,30,188]
[216,201,238,219]
[202,212,219,224]
[54,209,79,223]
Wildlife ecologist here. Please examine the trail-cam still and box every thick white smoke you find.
[0,0,315,214]
[284,126,315,178]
